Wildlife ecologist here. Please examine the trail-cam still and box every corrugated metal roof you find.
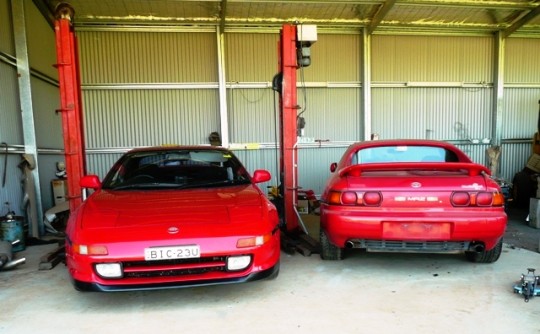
[34,0,540,36]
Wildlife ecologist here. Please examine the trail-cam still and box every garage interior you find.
[1,0,540,331]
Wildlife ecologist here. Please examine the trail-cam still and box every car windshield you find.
[101,149,251,190]
[354,145,459,164]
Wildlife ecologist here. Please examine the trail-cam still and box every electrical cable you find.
[273,87,280,187]
[1,142,7,188]
[297,23,308,118]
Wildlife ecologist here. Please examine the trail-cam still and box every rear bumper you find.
[72,261,280,292]
[321,205,507,251]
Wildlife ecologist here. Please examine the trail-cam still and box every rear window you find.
[354,146,459,164]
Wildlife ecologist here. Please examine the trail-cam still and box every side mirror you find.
[80,175,101,190]
[251,170,271,183]
[330,163,337,173]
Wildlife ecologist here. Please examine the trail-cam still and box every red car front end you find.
[65,146,280,291]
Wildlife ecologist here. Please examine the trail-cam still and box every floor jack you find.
[513,268,540,302]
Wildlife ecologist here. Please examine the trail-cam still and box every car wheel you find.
[465,239,503,263]
[267,262,280,280]
[320,230,343,260]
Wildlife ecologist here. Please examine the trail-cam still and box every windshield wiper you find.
[108,182,178,190]
[178,179,251,189]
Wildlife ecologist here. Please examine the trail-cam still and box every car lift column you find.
[54,4,86,213]
[278,25,300,233]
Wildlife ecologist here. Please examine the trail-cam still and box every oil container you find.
[0,215,25,252]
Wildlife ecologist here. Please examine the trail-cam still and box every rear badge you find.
[168,226,179,234]
[411,182,421,188]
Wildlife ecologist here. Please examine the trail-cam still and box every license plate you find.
[382,222,451,240]
[144,245,200,261]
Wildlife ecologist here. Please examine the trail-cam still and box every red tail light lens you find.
[451,192,470,206]
[341,191,358,205]
[363,192,382,206]
[326,190,381,207]
[476,192,493,206]
[451,191,503,207]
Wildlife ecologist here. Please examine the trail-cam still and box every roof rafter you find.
[368,0,396,34]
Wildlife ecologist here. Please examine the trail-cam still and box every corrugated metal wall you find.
[0,0,13,54]
[77,28,540,195]
[373,35,492,82]
[78,30,221,179]
[501,38,540,182]
[223,32,363,192]
[371,35,498,175]
[1,0,61,214]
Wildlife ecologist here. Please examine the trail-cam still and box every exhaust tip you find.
[469,243,485,253]
[345,241,355,249]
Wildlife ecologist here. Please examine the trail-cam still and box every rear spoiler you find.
[339,162,491,178]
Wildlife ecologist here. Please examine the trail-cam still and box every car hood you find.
[78,185,267,230]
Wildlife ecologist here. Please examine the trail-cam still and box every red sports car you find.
[319,139,507,263]
[65,146,280,291]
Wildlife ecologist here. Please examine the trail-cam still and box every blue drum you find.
[0,216,25,252]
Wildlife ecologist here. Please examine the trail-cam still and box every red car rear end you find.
[320,140,507,263]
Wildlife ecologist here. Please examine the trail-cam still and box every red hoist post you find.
[277,24,316,234]
[54,4,86,213]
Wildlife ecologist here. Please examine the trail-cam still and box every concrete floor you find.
[1,234,540,333]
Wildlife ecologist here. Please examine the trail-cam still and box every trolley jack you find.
[513,268,540,302]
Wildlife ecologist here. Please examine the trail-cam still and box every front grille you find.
[352,239,470,253]
[121,256,228,279]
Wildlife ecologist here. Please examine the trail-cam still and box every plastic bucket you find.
[0,216,25,252]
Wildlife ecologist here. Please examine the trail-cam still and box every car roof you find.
[126,145,229,154]
[348,139,460,150]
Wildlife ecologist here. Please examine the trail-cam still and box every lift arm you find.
[54,4,86,213]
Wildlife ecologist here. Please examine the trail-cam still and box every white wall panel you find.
[500,143,531,182]
[83,89,219,148]
[86,153,124,178]
[372,87,492,141]
[506,38,540,84]
[0,157,24,216]
[303,33,361,83]
[225,33,279,83]
[502,89,540,139]
[0,0,13,54]
[78,30,217,84]
[373,35,493,83]
[25,0,57,79]
[32,78,62,148]
[0,62,22,143]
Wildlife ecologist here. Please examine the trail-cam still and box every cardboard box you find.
[297,197,309,215]
[527,153,540,173]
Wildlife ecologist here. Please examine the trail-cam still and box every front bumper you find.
[72,261,280,292]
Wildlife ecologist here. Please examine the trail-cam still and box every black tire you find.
[465,239,503,263]
[320,230,343,260]
[267,262,280,280]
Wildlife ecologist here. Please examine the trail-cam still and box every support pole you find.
[12,0,44,237]
[54,4,86,213]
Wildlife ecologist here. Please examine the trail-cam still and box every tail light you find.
[451,191,504,207]
[327,190,382,207]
